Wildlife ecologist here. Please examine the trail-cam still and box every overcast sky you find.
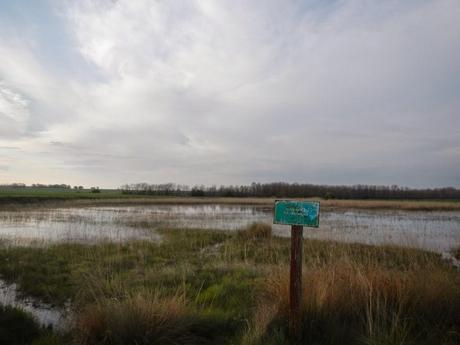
[0,0,459,188]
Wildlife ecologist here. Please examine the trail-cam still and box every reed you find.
[244,261,460,345]
[73,292,235,345]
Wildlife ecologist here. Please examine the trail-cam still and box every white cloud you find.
[0,0,459,187]
[0,82,30,138]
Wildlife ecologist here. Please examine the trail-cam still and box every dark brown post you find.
[290,224,303,341]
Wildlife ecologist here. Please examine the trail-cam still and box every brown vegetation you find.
[74,293,230,345]
[244,261,460,345]
[238,223,272,240]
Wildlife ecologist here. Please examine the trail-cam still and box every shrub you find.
[323,192,336,200]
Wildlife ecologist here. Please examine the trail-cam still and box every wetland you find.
[0,200,459,344]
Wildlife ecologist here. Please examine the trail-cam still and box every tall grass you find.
[244,262,460,345]
[0,225,459,344]
[0,305,60,345]
[74,293,234,345]
[0,305,41,344]
[238,223,272,240]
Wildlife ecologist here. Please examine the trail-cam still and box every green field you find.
[0,188,126,199]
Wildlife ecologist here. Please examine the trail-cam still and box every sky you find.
[0,0,459,188]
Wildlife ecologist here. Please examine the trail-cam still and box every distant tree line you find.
[32,183,72,189]
[120,183,191,196]
[120,182,460,200]
[0,183,72,189]
[0,183,27,188]
[0,183,87,190]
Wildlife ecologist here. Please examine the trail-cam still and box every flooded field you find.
[0,204,459,253]
[0,204,459,337]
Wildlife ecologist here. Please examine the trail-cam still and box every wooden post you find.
[289,224,303,341]
[274,200,319,341]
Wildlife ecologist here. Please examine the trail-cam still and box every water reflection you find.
[309,210,460,253]
[0,205,459,253]
[0,280,68,330]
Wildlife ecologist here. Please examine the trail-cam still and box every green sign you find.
[273,200,320,227]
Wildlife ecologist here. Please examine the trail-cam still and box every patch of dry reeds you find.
[73,293,230,345]
[238,223,272,240]
[244,261,460,345]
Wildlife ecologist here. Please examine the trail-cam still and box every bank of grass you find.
[0,305,40,344]
[0,188,131,207]
[0,305,60,345]
[1,189,460,210]
[321,198,460,211]
[0,224,459,344]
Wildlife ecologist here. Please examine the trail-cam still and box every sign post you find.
[273,200,320,341]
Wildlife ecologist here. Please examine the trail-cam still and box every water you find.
[1,204,459,327]
[0,280,68,330]
[0,205,459,253]
[0,207,161,246]
[312,210,460,253]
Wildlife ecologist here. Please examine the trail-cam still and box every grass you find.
[237,222,272,240]
[246,264,460,345]
[0,224,459,344]
[453,248,460,260]
[321,198,460,211]
[0,305,60,345]
[0,305,40,344]
[1,188,460,210]
[74,293,235,345]
[0,187,130,205]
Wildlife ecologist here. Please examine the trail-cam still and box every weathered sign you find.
[273,200,320,227]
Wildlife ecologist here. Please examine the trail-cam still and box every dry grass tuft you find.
[245,261,460,345]
[238,223,272,240]
[73,293,229,345]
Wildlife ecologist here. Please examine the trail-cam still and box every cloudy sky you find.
[0,0,459,188]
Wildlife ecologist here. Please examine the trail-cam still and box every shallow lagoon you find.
[0,204,459,253]
[0,204,459,328]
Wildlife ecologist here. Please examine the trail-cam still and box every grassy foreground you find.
[0,225,459,344]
